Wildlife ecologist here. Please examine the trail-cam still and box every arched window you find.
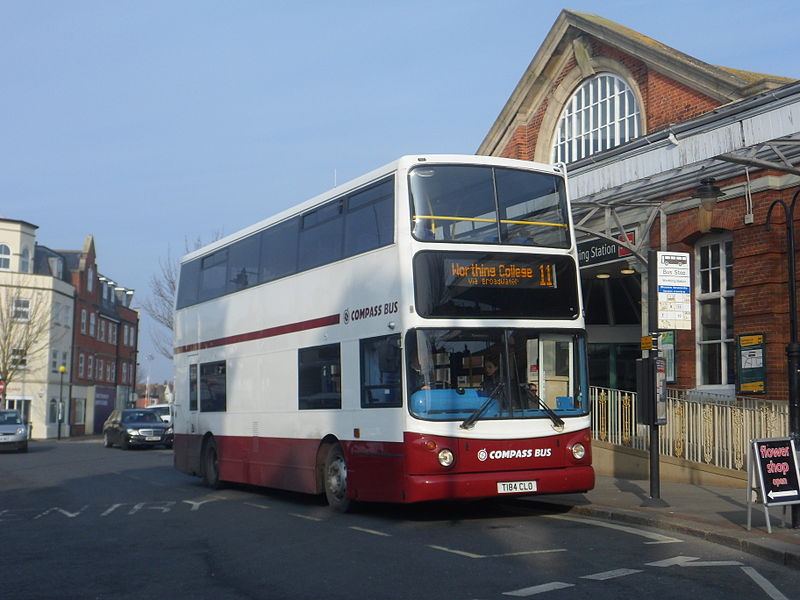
[0,244,10,270]
[552,73,641,164]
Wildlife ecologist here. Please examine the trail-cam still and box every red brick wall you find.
[497,38,721,159]
[658,183,800,400]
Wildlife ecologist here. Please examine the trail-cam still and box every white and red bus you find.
[173,154,593,511]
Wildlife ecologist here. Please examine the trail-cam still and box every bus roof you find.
[180,154,563,264]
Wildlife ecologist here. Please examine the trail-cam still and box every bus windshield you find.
[406,329,588,424]
[409,165,569,247]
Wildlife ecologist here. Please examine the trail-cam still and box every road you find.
[1,439,797,599]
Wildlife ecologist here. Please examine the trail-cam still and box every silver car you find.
[0,410,28,452]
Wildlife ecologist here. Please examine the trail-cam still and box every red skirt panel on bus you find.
[176,429,594,503]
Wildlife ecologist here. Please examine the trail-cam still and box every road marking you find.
[289,513,323,522]
[741,566,791,600]
[350,526,391,537]
[244,502,270,510]
[580,568,642,580]
[502,582,574,596]
[429,545,483,559]
[680,560,743,567]
[647,556,700,567]
[429,545,566,559]
[541,514,683,544]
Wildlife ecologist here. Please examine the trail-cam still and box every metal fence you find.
[590,386,789,472]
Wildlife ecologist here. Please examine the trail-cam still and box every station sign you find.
[656,251,691,330]
[577,230,636,267]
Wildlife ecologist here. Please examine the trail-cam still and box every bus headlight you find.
[571,443,586,460]
[437,448,455,467]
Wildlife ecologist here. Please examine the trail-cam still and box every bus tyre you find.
[324,444,351,512]
[202,439,222,489]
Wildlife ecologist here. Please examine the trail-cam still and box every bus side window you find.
[298,344,342,410]
[189,364,198,411]
[360,334,401,408]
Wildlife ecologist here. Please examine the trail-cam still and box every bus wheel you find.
[202,438,221,489]
[324,444,351,512]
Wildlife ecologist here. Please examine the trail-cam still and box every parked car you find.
[147,403,174,424]
[0,409,28,452]
[103,408,173,450]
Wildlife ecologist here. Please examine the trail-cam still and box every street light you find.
[765,189,800,529]
[693,177,725,232]
[57,365,66,440]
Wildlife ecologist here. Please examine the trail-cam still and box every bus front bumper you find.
[401,466,595,503]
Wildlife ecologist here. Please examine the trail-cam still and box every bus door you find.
[535,335,573,409]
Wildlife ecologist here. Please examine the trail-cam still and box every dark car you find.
[103,408,173,450]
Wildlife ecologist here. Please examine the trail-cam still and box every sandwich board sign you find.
[747,437,800,533]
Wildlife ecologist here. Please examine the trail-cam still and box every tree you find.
[0,280,55,405]
[141,250,178,361]
[142,235,220,361]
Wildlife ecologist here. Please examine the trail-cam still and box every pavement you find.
[525,474,800,568]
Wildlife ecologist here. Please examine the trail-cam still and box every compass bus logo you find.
[477,448,488,462]
[343,309,350,325]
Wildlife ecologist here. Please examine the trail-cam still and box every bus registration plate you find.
[497,480,537,494]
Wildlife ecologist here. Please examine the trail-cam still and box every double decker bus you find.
[173,154,593,511]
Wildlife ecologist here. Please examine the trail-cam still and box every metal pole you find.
[766,190,800,528]
[58,369,64,440]
[647,249,663,503]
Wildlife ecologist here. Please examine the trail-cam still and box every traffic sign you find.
[0,380,4,394]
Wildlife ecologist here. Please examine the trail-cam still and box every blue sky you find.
[2,1,798,382]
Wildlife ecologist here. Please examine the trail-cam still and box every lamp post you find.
[57,365,66,440]
[765,189,800,529]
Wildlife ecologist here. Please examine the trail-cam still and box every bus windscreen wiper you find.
[460,383,503,430]
[521,384,564,430]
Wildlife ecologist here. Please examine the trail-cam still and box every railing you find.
[590,386,789,472]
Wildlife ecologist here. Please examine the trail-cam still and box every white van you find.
[148,403,174,424]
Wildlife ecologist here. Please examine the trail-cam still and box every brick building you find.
[60,235,138,435]
[479,10,800,403]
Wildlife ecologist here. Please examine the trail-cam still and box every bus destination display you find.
[445,258,557,289]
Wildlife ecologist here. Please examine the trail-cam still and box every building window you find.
[81,309,87,334]
[11,348,27,369]
[20,247,30,273]
[79,354,85,378]
[696,235,735,386]
[298,344,341,410]
[12,298,30,321]
[88,356,94,380]
[51,350,59,373]
[552,73,641,164]
[122,362,127,384]
[0,244,10,269]
[49,399,58,423]
[87,267,94,293]
[89,313,96,337]
[99,320,105,342]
